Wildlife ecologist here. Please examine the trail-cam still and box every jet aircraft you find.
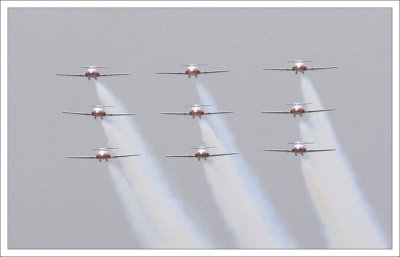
[161,104,233,119]
[156,64,230,78]
[261,103,335,117]
[56,66,130,80]
[68,148,140,162]
[264,142,335,156]
[62,105,136,119]
[166,146,238,161]
[263,60,338,74]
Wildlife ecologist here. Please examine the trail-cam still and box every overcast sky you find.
[6,7,392,249]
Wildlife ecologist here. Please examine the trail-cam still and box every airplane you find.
[263,60,338,74]
[264,142,335,156]
[160,104,233,119]
[156,64,230,78]
[56,66,130,80]
[261,103,335,117]
[166,146,239,161]
[68,148,140,162]
[62,105,136,119]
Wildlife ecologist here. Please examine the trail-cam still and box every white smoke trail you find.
[299,76,386,248]
[95,81,210,248]
[199,120,286,248]
[196,82,294,248]
[106,161,163,247]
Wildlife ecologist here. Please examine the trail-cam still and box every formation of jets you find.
[59,61,336,162]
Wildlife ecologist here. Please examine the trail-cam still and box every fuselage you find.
[194,148,210,160]
[290,104,306,117]
[189,105,205,118]
[292,62,307,74]
[185,66,201,78]
[91,107,106,119]
[85,67,101,80]
[292,143,307,155]
[95,150,111,162]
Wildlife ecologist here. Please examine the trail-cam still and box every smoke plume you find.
[299,76,386,248]
[95,81,210,248]
[196,82,294,248]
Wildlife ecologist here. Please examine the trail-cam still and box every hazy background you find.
[7,8,392,248]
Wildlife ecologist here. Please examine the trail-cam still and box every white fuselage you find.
[294,61,304,68]
[188,65,197,71]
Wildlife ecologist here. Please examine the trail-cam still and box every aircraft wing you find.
[201,70,230,74]
[209,153,239,157]
[106,113,136,116]
[307,66,338,70]
[62,111,92,116]
[109,154,140,158]
[160,112,190,115]
[166,155,197,158]
[305,108,335,113]
[68,156,97,159]
[156,72,186,75]
[306,149,336,152]
[261,111,291,114]
[263,68,292,71]
[204,111,234,115]
[101,73,130,76]
[263,149,293,152]
[56,73,86,77]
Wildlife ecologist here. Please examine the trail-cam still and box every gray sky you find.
[7,7,392,249]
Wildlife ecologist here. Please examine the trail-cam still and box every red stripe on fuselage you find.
[292,148,307,152]
[185,69,201,75]
[290,108,306,113]
[85,72,101,77]
[195,153,210,157]
[96,153,111,159]
[189,110,205,115]
[91,111,106,116]
[292,66,307,71]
